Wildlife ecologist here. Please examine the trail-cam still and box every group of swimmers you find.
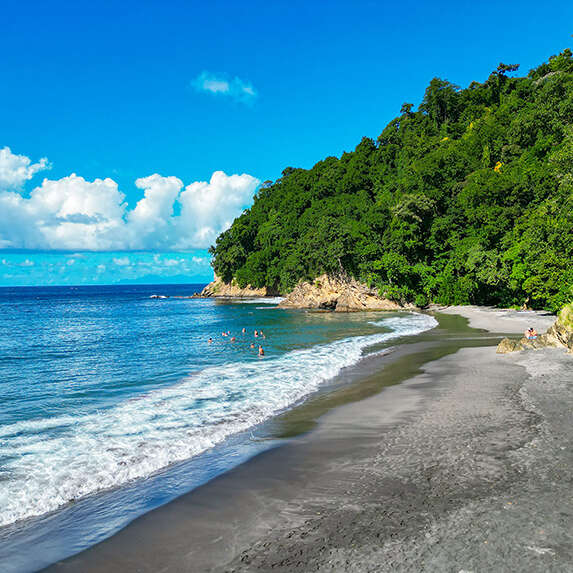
[207,328,265,356]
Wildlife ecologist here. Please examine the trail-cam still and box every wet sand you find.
[47,309,573,572]
[437,304,556,334]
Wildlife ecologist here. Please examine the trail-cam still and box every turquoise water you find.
[0,284,436,570]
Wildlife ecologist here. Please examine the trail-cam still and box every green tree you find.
[209,49,573,312]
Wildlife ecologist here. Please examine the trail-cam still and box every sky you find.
[1,0,572,286]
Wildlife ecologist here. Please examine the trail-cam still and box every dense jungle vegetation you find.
[210,50,573,311]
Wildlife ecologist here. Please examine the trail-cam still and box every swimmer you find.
[258,345,264,356]
[254,330,258,337]
[231,336,236,342]
[208,337,213,344]
[242,327,246,334]
[250,342,255,349]
[221,332,227,337]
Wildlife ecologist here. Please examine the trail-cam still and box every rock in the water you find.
[278,274,408,312]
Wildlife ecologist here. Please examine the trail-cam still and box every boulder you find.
[545,304,573,353]
[496,338,522,354]
[496,303,573,354]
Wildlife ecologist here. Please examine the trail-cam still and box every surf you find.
[0,312,436,527]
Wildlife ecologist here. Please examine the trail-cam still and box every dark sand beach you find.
[47,309,572,572]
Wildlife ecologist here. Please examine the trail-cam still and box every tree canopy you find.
[210,49,573,311]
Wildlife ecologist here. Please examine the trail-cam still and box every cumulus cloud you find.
[192,71,257,104]
[0,174,127,250]
[127,174,183,248]
[176,171,259,249]
[0,148,260,251]
[0,146,50,189]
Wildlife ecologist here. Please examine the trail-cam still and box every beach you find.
[46,306,572,572]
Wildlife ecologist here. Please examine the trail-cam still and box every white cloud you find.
[0,174,127,250]
[112,257,131,266]
[0,148,259,251]
[176,171,259,249]
[163,257,183,266]
[0,147,50,189]
[127,174,183,249]
[192,71,258,104]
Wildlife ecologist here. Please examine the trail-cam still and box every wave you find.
[0,313,436,527]
[235,297,285,304]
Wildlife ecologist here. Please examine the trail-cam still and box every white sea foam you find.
[0,313,436,527]
[236,297,285,304]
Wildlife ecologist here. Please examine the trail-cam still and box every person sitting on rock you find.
[525,327,538,340]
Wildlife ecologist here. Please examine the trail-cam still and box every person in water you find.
[525,327,538,340]
[254,330,259,337]
[208,337,213,344]
[258,345,264,356]
[242,327,246,334]
[250,342,255,349]
[221,332,227,337]
[231,336,236,342]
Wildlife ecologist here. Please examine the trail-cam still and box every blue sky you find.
[1,0,572,286]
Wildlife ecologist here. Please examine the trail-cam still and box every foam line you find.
[0,313,436,526]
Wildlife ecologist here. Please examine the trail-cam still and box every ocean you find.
[0,284,437,571]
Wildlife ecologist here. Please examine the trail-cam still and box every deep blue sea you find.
[0,284,436,571]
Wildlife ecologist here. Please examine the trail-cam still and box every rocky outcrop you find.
[497,303,573,354]
[278,274,408,312]
[545,305,573,351]
[201,275,279,298]
[496,334,560,353]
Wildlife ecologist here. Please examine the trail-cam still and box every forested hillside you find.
[210,50,573,311]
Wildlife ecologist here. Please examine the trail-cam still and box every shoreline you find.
[44,306,573,572]
[2,309,437,571]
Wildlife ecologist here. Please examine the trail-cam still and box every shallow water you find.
[0,284,437,571]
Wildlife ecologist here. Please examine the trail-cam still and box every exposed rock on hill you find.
[278,274,409,312]
[497,303,573,354]
[201,275,279,298]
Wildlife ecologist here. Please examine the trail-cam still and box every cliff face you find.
[278,274,408,312]
[202,272,413,311]
[497,303,573,354]
[201,275,279,298]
